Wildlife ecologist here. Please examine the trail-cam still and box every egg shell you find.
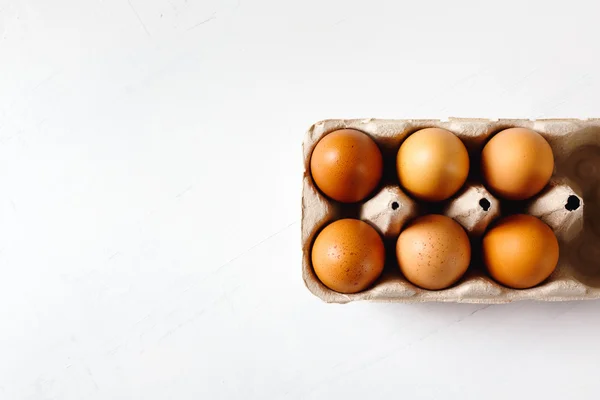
[483,214,559,289]
[481,127,554,200]
[396,214,471,290]
[310,129,383,203]
[311,219,385,294]
[397,127,469,202]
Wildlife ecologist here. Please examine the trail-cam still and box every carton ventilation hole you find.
[479,198,491,211]
[391,201,400,210]
[565,195,581,211]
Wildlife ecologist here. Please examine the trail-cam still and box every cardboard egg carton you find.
[301,118,600,303]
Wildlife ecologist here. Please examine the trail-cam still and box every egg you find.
[481,127,554,200]
[310,129,383,203]
[482,214,559,289]
[396,214,471,290]
[311,219,385,293]
[396,128,469,202]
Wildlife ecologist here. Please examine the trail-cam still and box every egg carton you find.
[301,118,600,304]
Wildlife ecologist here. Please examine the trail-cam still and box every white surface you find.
[2,0,600,399]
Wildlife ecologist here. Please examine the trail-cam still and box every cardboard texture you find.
[301,118,600,303]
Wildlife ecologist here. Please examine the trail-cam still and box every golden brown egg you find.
[482,214,559,289]
[396,128,469,202]
[310,129,383,203]
[396,214,471,290]
[311,219,385,294]
[481,127,554,200]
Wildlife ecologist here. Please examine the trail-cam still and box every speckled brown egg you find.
[483,214,559,289]
[481,127,554,200]
[396,214,471,290]
[396,128,469,202]
[311,219,385,294]
[310,129,383,203]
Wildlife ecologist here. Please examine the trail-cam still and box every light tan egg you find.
[396,128,470,202]
[396,214,471,290]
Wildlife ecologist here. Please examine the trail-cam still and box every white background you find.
[1,0,600,399]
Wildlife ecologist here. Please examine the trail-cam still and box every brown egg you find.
[483,214,559,289]
[397,128,469,202]
[311,219,385,294]
[396,214,471,290]
[310,129,383,203]
[481,127,554,200]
